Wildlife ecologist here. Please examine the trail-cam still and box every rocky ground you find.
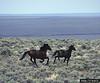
[0,37,100,83]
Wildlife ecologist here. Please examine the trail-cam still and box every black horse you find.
[20,44,52,66]
[53,45,76,65]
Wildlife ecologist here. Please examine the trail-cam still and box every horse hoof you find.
[53,62,56,64]
[34,65,38,67]
[40,61,43,63]
[45,63,49,66]
[35,64,38,67]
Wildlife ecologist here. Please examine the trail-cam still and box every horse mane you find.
[40,44,50,51]
[40,44,46,51]
[40,46,44,51]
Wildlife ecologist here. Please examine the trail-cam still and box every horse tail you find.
[52,50,59,57]
[19,51,28,60]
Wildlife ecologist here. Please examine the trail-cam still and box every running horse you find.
[20,44,52,66]
[52,45,76,65]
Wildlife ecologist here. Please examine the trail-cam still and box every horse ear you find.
[45,43,48,45]
[44,43,46,45]
[43,43,48,46]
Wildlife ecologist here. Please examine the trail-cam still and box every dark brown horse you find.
[20,44,52,66]
[53,45,76,65]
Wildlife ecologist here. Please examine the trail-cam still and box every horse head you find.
[69,45,76,51]
[43,44,52,51]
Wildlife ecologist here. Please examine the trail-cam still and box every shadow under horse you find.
[20,44,52,66]
[52,45,76,65]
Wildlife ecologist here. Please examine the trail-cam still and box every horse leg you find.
[58,57,60,61]
[53,56,57,64]
[63,57,67,63]
[30,57,34,64]
[40,59,44,63]
[67,58,70,66]
[33,58,38,66]
[45,57,49,65]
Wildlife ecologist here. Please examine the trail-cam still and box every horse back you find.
[29,50,46,59]
[57,50,69,57]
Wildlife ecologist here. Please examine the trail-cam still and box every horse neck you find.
[67,48,73,54]
[40,47,47,52]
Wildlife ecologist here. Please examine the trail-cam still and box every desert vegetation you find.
[0,37,100,83]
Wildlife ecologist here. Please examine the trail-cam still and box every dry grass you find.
[0,38,100,83]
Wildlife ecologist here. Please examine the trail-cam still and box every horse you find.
[52,45,76,65]
[20,44,52,66]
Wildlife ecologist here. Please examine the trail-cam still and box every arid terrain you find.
[0,38,100,83]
